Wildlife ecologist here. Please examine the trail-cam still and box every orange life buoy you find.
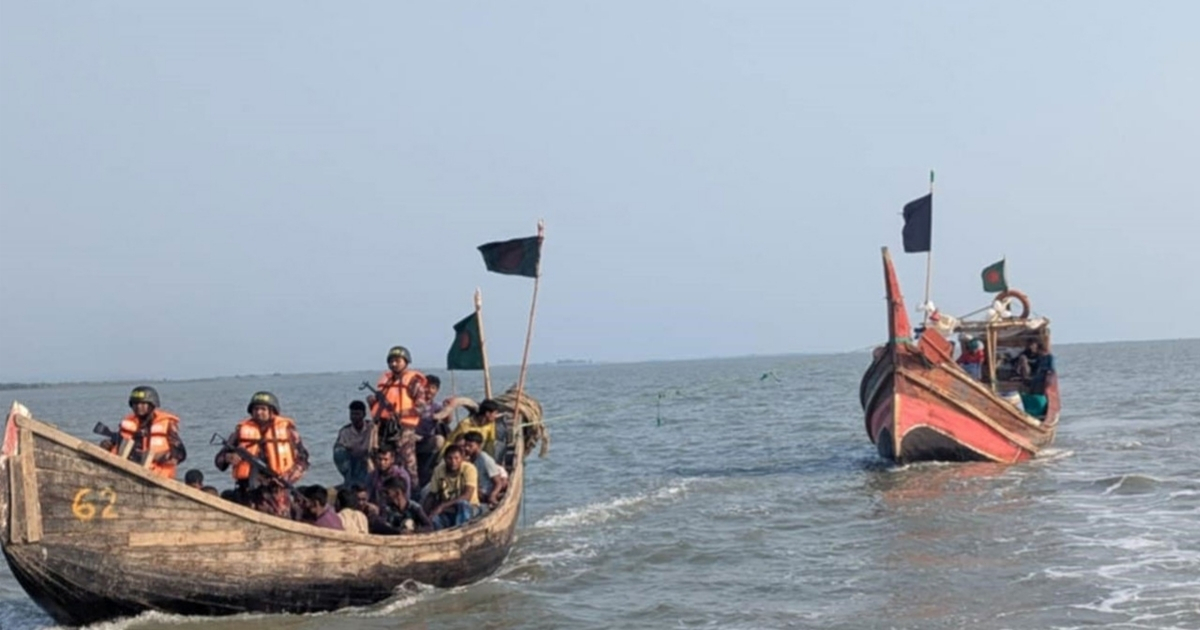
[996,290,1030,320]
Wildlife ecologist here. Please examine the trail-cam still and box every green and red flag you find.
[981,259,1007,293]
[478,236,540,278]
[447,312,485,370]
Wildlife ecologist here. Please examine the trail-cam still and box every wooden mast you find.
[509,220,544,441]
[474,287,493,400]
[921,169,935,326]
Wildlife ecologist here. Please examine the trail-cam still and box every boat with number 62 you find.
[0,393,540,626]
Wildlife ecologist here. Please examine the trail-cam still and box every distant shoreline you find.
[3,337,1197,390]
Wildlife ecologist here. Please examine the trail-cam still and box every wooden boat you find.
[859,248,1060,464]
[0,400,529,626]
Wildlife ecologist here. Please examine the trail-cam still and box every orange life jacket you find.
[370,370,426,430]
[117,410,180,479]
[231,416,298,481]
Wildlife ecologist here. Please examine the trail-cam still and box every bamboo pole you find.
[509,220,544,444]
[475,287,493,400]
[922,169,935,326]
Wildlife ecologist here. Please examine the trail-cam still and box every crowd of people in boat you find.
[97,345,509,535]
[954,335,1056,418]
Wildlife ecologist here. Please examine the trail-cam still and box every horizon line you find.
[2,335,1197,390]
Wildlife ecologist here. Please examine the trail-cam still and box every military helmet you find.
[128,386,160,410]
[247,391,280,414]
[386,346,412,364]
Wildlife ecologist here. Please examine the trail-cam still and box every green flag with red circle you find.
[981,259,1007,293]
[447,312,485,370]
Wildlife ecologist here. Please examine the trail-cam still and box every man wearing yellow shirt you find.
[424,445,479,529]
[445,399,500,459]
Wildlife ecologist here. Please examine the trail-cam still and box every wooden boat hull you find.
[0,403,524,626]
[859,248,1059,464]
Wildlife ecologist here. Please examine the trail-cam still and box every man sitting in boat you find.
[99,386,187,479]
[445,399,500,460]
[956,336,985,380]
[297,485,343,530]
[367,345,428,485]
[366,448,412,505]
[462,430,508,511]
[334,487,369,535]
[423,444,480,530]
[370,477,433,535]
[333,400,373,489]
[214,391,310,515]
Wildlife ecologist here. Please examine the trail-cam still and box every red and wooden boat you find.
[859,248,1060,464]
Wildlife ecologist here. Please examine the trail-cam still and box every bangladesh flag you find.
[447,312,485,370]
[478,236,540,278]
[981,259,1007,293]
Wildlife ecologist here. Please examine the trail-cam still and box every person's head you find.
[444,445,465,472]
[386,346,411,373]
[128,386,160,418]
[382,476,409,507]
[475,399,501,424]
[247,391,280,422]
[350,484,369,508]
[462,431,483,458]
[425,375,441,400]
[184,469,204,488]
[201,486,219,496]
[300,485,328,516]
[1026,339,1042,354]
[348,400,367,428]
[374,449,395,470]
[335,488,357,512]
[969,339,984,353]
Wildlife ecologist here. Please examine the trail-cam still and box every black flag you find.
[902,194,932,253]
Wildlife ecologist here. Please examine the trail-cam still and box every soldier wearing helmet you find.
[101,386,187,479]
[367,346,428,482]
[214,391,310,514]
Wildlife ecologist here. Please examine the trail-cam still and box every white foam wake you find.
[534,479,694,529]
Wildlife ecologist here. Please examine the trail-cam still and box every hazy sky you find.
[2,2,1197,382]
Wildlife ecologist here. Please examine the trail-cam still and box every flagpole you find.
[510,220,544,445]
[922,169,935,326]
[474,287,493,400]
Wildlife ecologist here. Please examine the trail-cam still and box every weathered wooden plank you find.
[128,530,246,547]
[8,450,25,543]
[20,429,43,543]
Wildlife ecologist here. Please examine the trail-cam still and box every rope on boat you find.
[440,386,549,458]
[493,385,548,458]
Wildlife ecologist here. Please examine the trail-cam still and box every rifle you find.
[94,422,133,459]
[209,432,298,496]
[93,421,151,467]
[359,380,405,452]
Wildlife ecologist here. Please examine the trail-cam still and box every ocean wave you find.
[1097,474,1162,495]
[533,479,694,529]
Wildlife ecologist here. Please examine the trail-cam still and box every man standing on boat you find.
[101,386,187,479]
[367,345,427,483]
[1018,340,1056,419]
[333,400,373,488]
[214,391,310,512]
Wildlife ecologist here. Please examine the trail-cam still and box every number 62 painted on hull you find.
[71,487,118,521]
